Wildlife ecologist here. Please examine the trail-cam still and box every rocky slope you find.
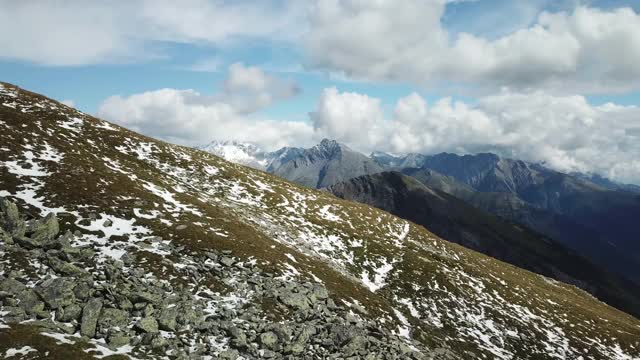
[377,153,640,285]
[1,82,640,359]
[269,139,382,189]
[327,171,640,318]
[202,139,382,189]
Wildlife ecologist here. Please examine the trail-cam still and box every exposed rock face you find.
[268,139,383,188]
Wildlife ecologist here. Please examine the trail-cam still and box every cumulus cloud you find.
[222,63,301,114]
[0,1,305,66]
[310,88,386,146]
[309,88,640,184]
[98,73,640,183]
[306,1,640,93]
[97,63,311,148]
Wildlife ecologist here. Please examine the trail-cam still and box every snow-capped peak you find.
[199,140,271,170]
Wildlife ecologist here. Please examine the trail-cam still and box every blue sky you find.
[1,0,638,116]
[1,0,640,183]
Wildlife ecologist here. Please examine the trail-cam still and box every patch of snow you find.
[95,121,118,131]
[133,208,161,219]
[4,346,37,358]
[318,205,341,222]
[360,258,396,292]
[40,332,78,345]
[393,308,411,339]
[142,182,203,216]
[59,116,83,133]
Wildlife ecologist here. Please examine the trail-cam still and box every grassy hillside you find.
[1,82,639,359]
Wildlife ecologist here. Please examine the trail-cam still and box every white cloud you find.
[97,63,311,148]
[182,57,222,73]
[222,63,301,114]
[310,88,386,146]
[0,1,305,66]
[98,72,640,183]
[309,87,640,184]
[306,1,640,93]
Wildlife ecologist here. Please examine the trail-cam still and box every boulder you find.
[81,298,103,338]
[260,331,279,349]
[56,304,82,322]
[219,349,239,360]
[73,282,93,300]
[35,278,76,310]
[107,332,131,348]
[30,213,59,245]
[132,291,162,305]
[97,308,130,333]
[135,316,159,334]
[17,289,45,316]
[0,278,27,295]
[228,326,247,348]
[330,324,358,346]
[0,228,12,245]
[0,198,25,237]
[47,256,86,276]
[14,236,44,249]
[310,285,329,301]
[220,256,235,267]
[278,290,310,310]
[157,307,178,332]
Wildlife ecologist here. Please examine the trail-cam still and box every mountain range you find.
[2,82,640,358]
[203,139,640,317]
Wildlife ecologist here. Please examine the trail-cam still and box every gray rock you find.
[150,336,167,350]
[132,291,162,304]
[220,256,235,267]
[343,335,368,356]
[0,228,12,245]
[103,219,113,227]
[81,298,103,338]
[157,307,178,332]
[30,213,59,245]
[311,285,329,300]
[47,255,86,276]
[0,278,27,294]
[13,236,42,249]
[175,224,187,230]
[278,290,309,310]
[73,282,93,300]
[331,324,358,346]
[135,316,159,334]
[35,277,76,310]
[260,331,278,349]
[289,342,305,355]
[56,304,82,322]
[228,326,247,348]
[17,289,45,316]
[219,349,239,360]
[0,198,26,237]
[97,308,130,333]
[107,332,131,348]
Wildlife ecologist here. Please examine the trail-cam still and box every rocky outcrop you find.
[0,199,429,359]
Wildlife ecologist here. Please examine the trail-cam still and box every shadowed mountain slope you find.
[327,171,640,318]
